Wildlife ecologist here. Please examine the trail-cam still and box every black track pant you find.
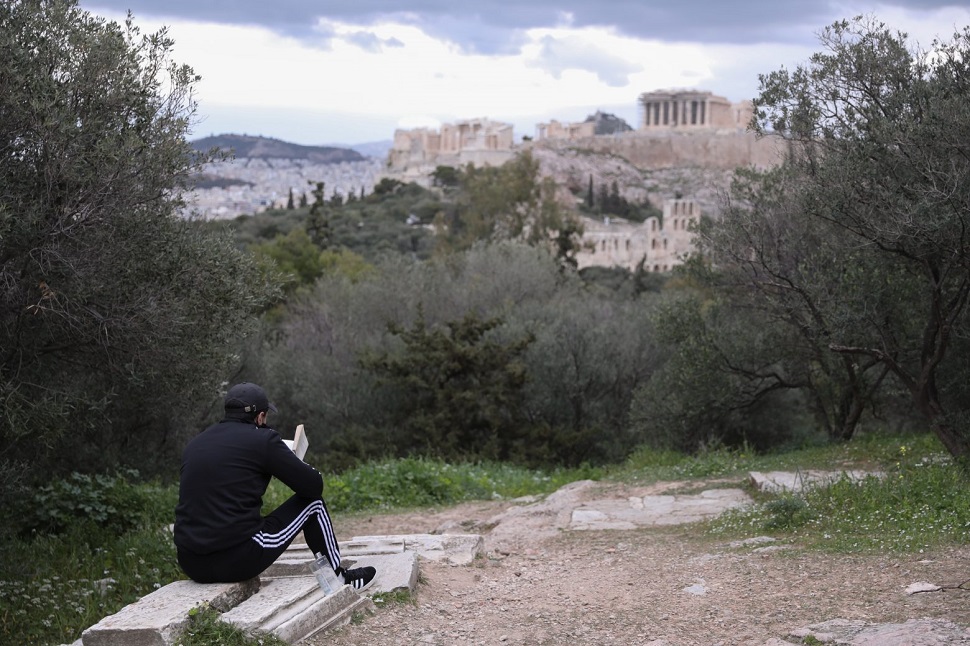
[177,495,342,583]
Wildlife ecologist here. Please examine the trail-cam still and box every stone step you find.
[221,578,373,643]
[346,551,419,595]
[265,551,419,596]
[80,578,259,646]
[76,534,479,645]
[349,533,484,565]
[267,537,407,577]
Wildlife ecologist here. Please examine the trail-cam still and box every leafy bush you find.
[0,0,278,480]
[360,313,534,462]
[760,495,812,531]
[8,471,160,537]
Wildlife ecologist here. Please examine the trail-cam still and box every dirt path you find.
[310,482,970,646]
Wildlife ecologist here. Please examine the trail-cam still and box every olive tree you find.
[0,1,278,474]
[695,166,894,443]
[628,286,818,453]
[434,151,584,267]
[747,17,970,458]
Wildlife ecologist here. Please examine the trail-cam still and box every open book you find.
[282,424,309,460]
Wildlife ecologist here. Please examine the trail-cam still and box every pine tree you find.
[306,181,331,249]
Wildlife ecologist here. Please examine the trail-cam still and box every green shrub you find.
[9,470,158,536]
[761,495,812,531]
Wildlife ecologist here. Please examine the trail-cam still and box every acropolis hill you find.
[387,89,784,181]
[387,89,786,273]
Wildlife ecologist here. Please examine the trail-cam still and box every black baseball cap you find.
[224,382,278,414]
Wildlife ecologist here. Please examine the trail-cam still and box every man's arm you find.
[265,431,324,497]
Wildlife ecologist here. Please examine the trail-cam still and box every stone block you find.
[749,470,883,493]
[222,577,373,643]
[343,551,419,595]
[80,578,259,646]
[341,537,407,556]
[263,537,408,578]
[788,617,970,645]
[349,533,484,565]
[569,489,750,530]
[265,551,418,597]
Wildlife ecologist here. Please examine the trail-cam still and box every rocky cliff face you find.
[542,129,784,171]
[526,131,776,217]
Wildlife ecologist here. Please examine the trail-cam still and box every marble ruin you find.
[638,89,753,130]
[536,119,596,141]
[386,118,515,182]
[536,110,633,141]
[576,198,701,273]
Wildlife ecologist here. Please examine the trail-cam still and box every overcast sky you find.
[80,1,970,146]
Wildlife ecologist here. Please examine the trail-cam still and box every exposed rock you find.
[906,581,943,595]
[789,617,970,645]
[749,470,884,493]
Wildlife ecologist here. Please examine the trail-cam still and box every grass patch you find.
[371,589,415,606]
[617,443,761,482]
[0,475,182,646]
[263,456,600,514]
[0,526,183,644]
[173,604,288,646]
[708,439,970,553]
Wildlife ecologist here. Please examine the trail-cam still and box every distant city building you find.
[575,199,701,273]
[183,157,385,219]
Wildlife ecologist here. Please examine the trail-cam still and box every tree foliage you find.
[695,166,893,442]
[745,16,970,458]
[434,151,584,267]
[0,0,278,475]
[244,244,668,468]
[629,288,816,452]
[360,312,534,462]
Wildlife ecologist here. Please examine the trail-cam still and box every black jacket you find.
[174,418,323,554]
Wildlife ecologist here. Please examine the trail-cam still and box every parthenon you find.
[638,90,752,130]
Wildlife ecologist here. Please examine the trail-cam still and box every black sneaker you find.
[339,566,377,593]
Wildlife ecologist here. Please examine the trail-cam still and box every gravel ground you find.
[307,484,970,646]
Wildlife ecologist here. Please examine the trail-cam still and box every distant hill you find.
[190,134,365,163]
[345,140,393,159]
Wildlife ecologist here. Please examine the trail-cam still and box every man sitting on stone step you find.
[173,382,376,592]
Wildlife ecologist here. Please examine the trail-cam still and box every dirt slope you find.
[310,482,969,646]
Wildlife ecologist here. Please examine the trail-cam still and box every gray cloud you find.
[344,31,405,52]
[83,0,962,53]
[532,35,642,87]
